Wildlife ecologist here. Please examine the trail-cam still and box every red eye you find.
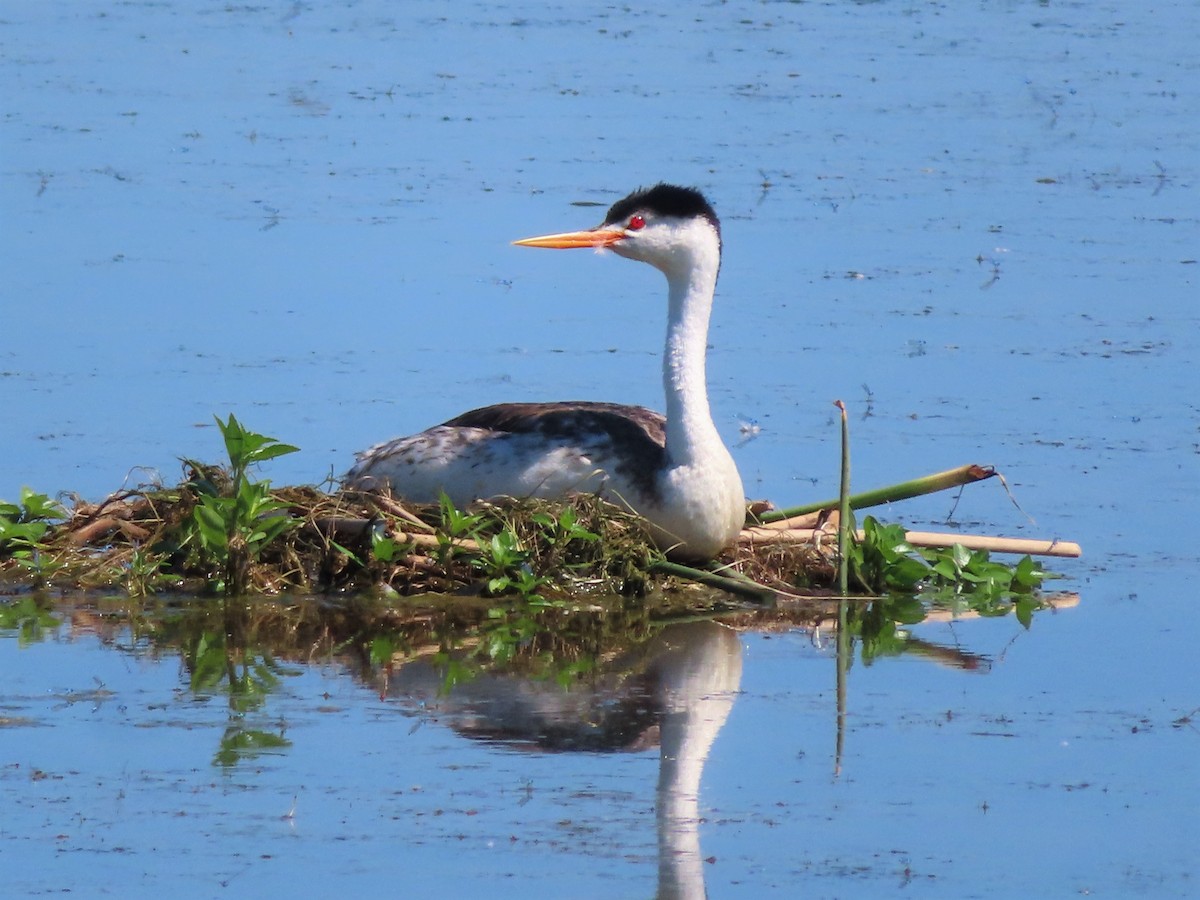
[627,215,646,231]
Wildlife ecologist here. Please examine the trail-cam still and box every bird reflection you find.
[373,620,742,899]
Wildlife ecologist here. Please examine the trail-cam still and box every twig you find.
[343,490,435,532]
[309,517,479,552]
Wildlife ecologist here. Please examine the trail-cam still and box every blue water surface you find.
[2,1,1197,896]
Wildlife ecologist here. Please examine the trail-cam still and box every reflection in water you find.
[8,592,1079,895]
[653,623,742,900]
[375,620,743,900]
[38,592,1076,780]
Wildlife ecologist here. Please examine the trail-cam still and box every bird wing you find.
[443,402,668,499]
[443,401,666,447]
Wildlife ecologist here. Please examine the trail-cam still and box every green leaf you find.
[215,413,299,471]
[886,557,930,590]
[1014,596,1037,628]
[1012,555,1044,590]
[17,488,65,522]
[249,443,301,463]
[956,570,989,584]
[193,501,230,550]
[949,543,973,568]
[327,538,363,566]
[930,558,958,580]
[370,533,402,564]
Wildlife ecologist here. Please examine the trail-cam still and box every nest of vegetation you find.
[6,464,837,605]
[3,458,1076,676]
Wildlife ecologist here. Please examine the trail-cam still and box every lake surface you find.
[2,1,1197,896]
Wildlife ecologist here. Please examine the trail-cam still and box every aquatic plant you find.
[185,414,299,595]
[849,515,1046,604]
[473,529,546,599]
[431,490,488,573]
[0,488,66,583]
[850,516,936,593]
[123,546,182,597]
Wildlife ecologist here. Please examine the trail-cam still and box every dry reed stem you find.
[739,524,837,545]
[740,524,1081,558]
[757,510,824,531]
[898,531,1081,558]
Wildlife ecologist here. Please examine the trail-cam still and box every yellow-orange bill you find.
[512,228,624,249]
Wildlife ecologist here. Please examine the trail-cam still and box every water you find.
[2,0,1198,895]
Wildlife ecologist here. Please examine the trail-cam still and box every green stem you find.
[758,464,996,523]
[836,401,850,597]
[649,560,776,604]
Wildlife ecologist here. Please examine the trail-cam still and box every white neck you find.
[660,240,723,467]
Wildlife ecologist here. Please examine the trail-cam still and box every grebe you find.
[345,184,745,560]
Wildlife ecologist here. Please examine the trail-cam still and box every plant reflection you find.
[0,594,61,646]
[9,587,1077,896]
[171,599,298,767]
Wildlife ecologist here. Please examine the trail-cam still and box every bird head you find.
[513,183,721,278]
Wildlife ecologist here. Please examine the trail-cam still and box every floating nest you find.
[1,465,838,605]
[2,466,1080,685]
